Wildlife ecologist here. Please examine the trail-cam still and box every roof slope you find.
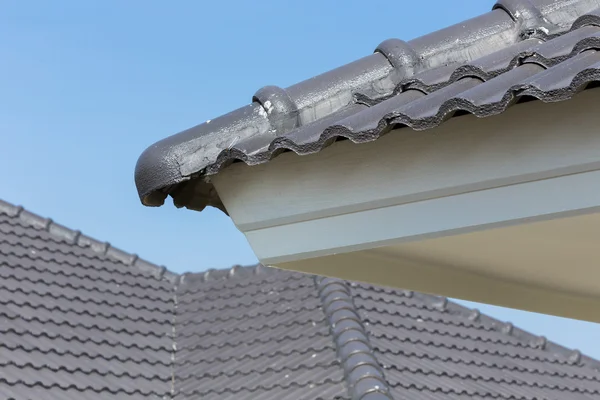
[134,0,600,213]
[0,200,177,400]
[2,199,600,400]
[173,268,347,399]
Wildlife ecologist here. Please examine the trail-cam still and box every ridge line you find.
[315,276,394,400]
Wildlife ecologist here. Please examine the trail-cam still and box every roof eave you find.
[134,0,600,212]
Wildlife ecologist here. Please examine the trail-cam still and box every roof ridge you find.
[0,198,178,284]
[134,0,600,211]
[317,276,394,399]
[407,289,600,370]
[177,263,279,286]
[359,25,600,104]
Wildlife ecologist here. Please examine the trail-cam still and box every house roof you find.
[2,198,600,400]
[134,0,600,213]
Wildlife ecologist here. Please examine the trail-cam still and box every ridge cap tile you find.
[316,276,394,400]
[176,263,279,289]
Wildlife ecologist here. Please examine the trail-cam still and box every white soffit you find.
[276,223,600,322]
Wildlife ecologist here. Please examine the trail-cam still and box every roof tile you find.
[0,199,175,399]
[2,198,600,399]
[132,0,600,213]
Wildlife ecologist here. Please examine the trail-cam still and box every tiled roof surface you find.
[134,0,600,213]
[2,198,600,399]
[173,268,347,400]
[351,283,600,399]
[0,200,177,400]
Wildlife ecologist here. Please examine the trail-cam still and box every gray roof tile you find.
[173,270,346,400]
[133,0,600,213]
[1,198,600,399]
[0,199,175,399]
[349,283,600,399]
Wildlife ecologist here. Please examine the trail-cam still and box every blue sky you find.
[2,0,599,358]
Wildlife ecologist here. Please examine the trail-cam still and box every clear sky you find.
[2,0,600,359]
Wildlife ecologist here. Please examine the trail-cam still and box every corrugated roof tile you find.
[1,198,600,399]
[133,0,600,213]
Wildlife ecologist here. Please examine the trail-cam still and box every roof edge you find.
[443,296,600,370]
[0,198,179,284]
[134,1,600,213]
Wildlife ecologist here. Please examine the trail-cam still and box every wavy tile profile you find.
[133,0,600,213]
[2,198,600,399]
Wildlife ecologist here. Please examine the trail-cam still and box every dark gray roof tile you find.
[389,374,599,399]
[277,104,367,148]
[521,48,600,92]
[0,347,165,377]
[0,199,175,399]
[174,383,348,400]
[334,90,425,134]
[133,0,600,213]
[452,63,545,106]
[0,364,170,395]
[529,25,600,60]
[173,273,347,400]
[285,53,395,121]
[0,383,162,400]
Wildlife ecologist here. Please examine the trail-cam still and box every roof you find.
[134,0,600,213]
[2,198,600,400]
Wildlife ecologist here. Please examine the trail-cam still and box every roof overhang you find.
[134,2,600,212]
[132,0,600,323]
[211,87,600,322]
